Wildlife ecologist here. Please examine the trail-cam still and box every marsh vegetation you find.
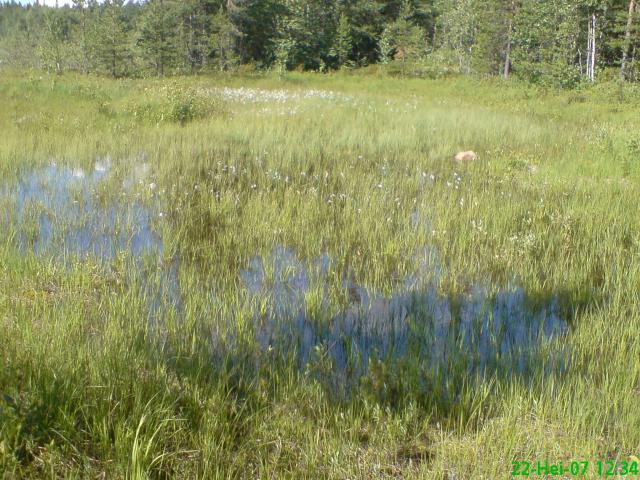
[1,69,639,478]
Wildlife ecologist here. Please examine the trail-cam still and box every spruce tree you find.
[210,7,239,70]
[227,0,283,66]
[331,10,354,68]
[379,0,427,74]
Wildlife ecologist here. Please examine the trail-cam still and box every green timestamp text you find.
[512,460,640,477]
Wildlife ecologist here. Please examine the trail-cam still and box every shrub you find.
[126,82,227,125]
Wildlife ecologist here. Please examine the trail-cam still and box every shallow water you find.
[9,162,162,260]
[2,163,569,398]
[2,161,181,319]
[237,246,568,395]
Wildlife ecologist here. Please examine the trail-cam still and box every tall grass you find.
[0,67,639,478]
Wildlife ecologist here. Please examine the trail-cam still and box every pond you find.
[1,161,570,399]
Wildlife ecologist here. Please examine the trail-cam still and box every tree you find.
[90,0,131,77]
[331,10,354,68]
[586,10,597,82]
[227,0,283,66]
[274,0,337,71]
[0,4,44,68]
[71,0,90,72]
[40,7,70,73]
[511,0,582,87]
[503,1,516,78]
[0,0,638,85]
[434,0,478,74]
[209,7,239,70]
[379,0,427,74]
[138,0,179,76]
[471,0,517,77]
[177,0,222,72]
[621,0,637,78]
[335,0,384,66]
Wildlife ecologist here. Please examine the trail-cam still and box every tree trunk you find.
[503,17,513,79]
[503,0,516,79]
[82,10,88,73]
[160,0,165,76]
[621,0,637,79]
[587,13,596,82]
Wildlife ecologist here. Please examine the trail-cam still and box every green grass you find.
[1,66,639,479]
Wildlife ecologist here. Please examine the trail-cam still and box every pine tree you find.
[138,0,179,76]
[178,0,221,72]
[90,0,131,77]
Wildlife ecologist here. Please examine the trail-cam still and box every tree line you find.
[0,0,638,86]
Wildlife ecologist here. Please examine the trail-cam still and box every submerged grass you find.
[0,67,639,478]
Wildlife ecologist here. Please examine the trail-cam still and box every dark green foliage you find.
[210,7,239,70]
[275,0,338,71]
[227,0,284,66]
[89,0,133,77]
[379,0,427,71]
[177,0,223,71]
[0,0,639,84]
[137,0,180,76]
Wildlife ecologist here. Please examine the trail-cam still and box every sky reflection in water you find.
[2,163,569,395]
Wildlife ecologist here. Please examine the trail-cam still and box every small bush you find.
[126,82,227,125]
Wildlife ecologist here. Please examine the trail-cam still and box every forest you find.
[0,0,639,86]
